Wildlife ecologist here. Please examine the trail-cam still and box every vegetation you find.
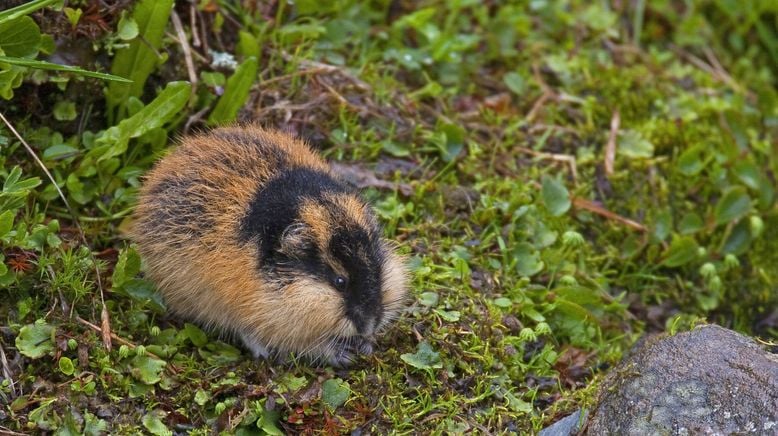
[1,0,776,433]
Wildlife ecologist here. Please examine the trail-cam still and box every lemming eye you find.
[334,276,347,290]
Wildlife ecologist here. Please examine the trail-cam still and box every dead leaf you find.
[101,306,112,351]
[604,109,620,176]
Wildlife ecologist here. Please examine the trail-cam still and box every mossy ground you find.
[1,1,776,434]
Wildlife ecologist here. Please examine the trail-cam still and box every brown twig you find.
[0,425,28,436]
[189,3,201,48]
[254,94,329,120]
[527,124,580,135]
[526,92,552,122]
[526,63,556,122]
[572,197,647,232]
[195,7,209,57]
[0,111,112,352]
[183,105,211,134]
[604,109,620,176]
[516,146,579,182]
[170,10,198,103]
[411,325,423,342]
[671,45,748,96]
[259,67,329,87]
[0,342,19,398]
[281,51,372,92]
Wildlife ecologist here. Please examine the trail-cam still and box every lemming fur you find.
[131,126,408,366]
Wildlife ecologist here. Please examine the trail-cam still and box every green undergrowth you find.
[1,0,776,433]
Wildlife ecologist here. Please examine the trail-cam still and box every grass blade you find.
[207,56,259,125]
[0,56,132,82]
[0,0,59,25]
[106,0,174,122]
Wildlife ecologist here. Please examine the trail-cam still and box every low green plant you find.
[0,0,128,99]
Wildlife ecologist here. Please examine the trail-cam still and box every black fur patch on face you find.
[241,166,386,334]
[328,228,385,335]
[141,176,212,242]
[239,167,350,259]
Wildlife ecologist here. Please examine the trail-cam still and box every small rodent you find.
[131,126,409,366]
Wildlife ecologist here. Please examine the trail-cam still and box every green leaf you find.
[200,71,225,87]
[541,175,571,216]
[183,323,208,347]
[199,341,242,365]
[83,412,107,436]
[437,123,465,162]
[493,297,512,308]
[401,341,442,370]
[513,242,544,277]
[0,56,132,82]
[0,0,59,25]
[43,144,79,160]
[53,101,77,121]
[418,291,439,307]
[721,219,752,255]
[678,212,703,235]
[503,72,526,95]
[208,56,258,125]
[142,412,171,436]
[15,321,54,359]
[193,389,210,406]
[130,354,167,384]
[321,378,351,409]
[503,389,533,413]
[618,130,654,158]
[63,8,82,28]
[58,356,75,375]
[107,0,175,121]
[381,139,411,157]
[434,309,461,322]
[732,161,761,190]
[276,374,308,393]
[257,408,283,435]
[714,186,751,226]
[93,81,191,161]
[0,210,14,237]
[756,176,775,209]
[662,235,699,267]
[0,17,41,58]
[677,145,706,176]
[653,209,672,242]
[2,166,41,194]
[555,286,602,306]
[237,30,261,58]
[112,247,141,288]
[555,298,596,323]
[117,13,139,40]
[0,267,14,286]
[121,278,165,312]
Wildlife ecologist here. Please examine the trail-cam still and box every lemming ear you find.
[278,222,313,257]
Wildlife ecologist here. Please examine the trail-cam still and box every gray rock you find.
[586,324,778,435]
[539,410,587,436]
